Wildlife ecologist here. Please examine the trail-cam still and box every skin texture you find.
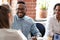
[54,6,60,22]
[17,4,26,18]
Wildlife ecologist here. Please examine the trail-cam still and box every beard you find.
[17,12,25,18]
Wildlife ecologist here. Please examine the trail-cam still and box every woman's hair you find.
[53,3,60,14]
[0,5,11,28]
[2,4,11,13]
[54,3,60,10]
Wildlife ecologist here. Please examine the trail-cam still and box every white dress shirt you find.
[46,15,60,37]
[0,29,27,40]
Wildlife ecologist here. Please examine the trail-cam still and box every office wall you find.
[23,0,36,20]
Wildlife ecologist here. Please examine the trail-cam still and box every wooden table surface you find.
[47,37,52,40]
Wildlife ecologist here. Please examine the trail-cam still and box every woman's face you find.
[54,6,60,15]
[54,6,60,20]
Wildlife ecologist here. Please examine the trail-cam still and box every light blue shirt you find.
[12,15,41,38]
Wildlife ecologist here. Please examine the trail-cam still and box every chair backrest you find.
[31,23,45,37]
[36,23,45,37]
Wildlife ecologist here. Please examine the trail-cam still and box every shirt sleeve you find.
[46,17,54,37]
[30,19,42,37]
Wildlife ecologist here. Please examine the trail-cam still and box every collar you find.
[16,15,26,20]
[54,14,56,20]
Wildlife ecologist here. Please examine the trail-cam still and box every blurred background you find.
[0,0,60,39]
[0,0,60,20]
[0,0,60,24]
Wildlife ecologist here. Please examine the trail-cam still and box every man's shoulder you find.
[24,16,32,20]
[25,16,34,21]
[24,16,35,23]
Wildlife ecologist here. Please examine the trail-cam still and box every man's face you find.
[17,4,26,18]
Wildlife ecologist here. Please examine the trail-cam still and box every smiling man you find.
[12,1,42,40]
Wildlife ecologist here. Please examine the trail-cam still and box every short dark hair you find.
[54,3,60,10]
[17,1,25,4]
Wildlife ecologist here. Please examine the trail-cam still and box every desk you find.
[47,37,52,40]
[37,37,45,40]
[37,37,52,40]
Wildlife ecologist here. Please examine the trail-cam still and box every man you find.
[45,3,60,40]
[12,1,42,40]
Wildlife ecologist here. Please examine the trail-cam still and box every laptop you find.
[52,33,60,40]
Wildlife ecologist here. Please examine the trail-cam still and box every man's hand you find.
[32,36,37,40]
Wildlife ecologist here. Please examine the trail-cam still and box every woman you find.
[45,3,60,40]
[0,4,27,40]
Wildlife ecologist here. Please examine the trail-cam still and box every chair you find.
[31,23,45,37]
